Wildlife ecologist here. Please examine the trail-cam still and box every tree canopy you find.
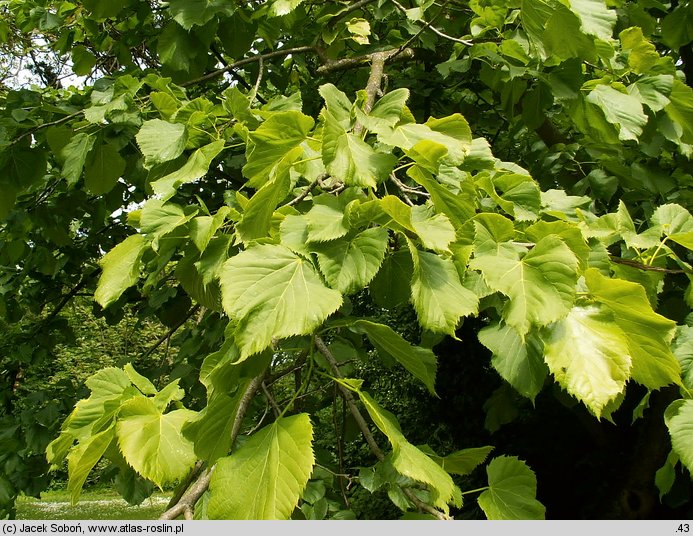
[1,0,692,521]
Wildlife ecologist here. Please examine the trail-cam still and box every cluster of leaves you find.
[0,0,692,520]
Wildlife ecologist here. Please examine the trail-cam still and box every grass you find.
[16,489,172,520]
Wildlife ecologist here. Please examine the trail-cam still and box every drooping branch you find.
[314,336,450,520]
[158,373,266,520]
[139,305,201,360]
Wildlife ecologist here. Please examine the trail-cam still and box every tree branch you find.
[159,373,266,520]
[285,175,324,206]
[316,47,416,75]
[182,46,315,87]
[139,305,201,360]
[609,256,688,274]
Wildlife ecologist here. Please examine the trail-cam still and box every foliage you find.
[0,0,692,521]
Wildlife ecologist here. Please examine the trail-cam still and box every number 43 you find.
[677,524,690,533]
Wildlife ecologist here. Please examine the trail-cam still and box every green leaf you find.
[352,319,437,395]
[408,167,476,227]
[305,194,351,243]
[151,140,225,200]
[665,400,693,478]
[620,27,659,74]
[478,456,545,520]
[190,207,231,252]
[411,205,456,253]
[237,171,291,243]
[322,110,397,188]
[358,391,458,512]
[435,446,494,476]
[543,305,632,418]
[585,269,681,390]
[355,88,410,133]
[168,0,234,29]
[95,234,148,308]
[585,85,648,142]
[673,326,693,391]
[136,119,187,168]
[651,203,693,250]
[313,227,388,294]
[369,250,414,309]
[318,84,353,128]
[470,236,578,335]
[221,244,342,358]
[116,396,197,488]
[524,220,590,271]
[207,414,314,519]
[661,3,693,50]
[628,75,673,113]
[665,80,693,146]
[72,45,97,76]
[61,133,96,187]
[67,428,114,504]
[269,0,305,17]
[478,323,547,402]
[410,244,479,336]
[478,173,541,221]
[84,143,126,195]
[566,0,616,40]
[243,111,314,188]
[183,378,252,464]
[124,363,157,396]
[140,199,196,251]
[379,114,471,165]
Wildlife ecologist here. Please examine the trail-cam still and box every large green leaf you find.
[140,199,196,251]
[313,227,388,294]
[673,326,693,390]
[116,396,197,489]
[207,414,314,519]
[379,114,471,165]
[168,0,234,29]
[470,236,578,335]
[61,133,95,186]
[236,170,291,243]
[84,143,126,195]
[478,323,547,402]
[565,0,616,40]
[411,204,456,253]
[95,234,148,308]
[242,111,314,187]
[352,319,437,395]
[408,168,476,226]
[665,400,693,477]
[651,203,693,250]
[355,88,410,133]
[136,119,187,168]
[585,269,681,390]
[150,140,225,199]
[67,428,115,504]
[543,305,632,418]
[221,244,342,357]
[183,378,252,464]
[433,446,494,476]
[665,80,693,146]
[358,391,459,512]
[478,456,545,520]
[369,249,414,309]
[409,244,479,336]
[585,85,648,142]
[321,110,397,188]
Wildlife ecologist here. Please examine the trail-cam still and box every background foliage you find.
[1,0,692,520]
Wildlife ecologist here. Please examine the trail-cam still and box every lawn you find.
[16,489,172,520]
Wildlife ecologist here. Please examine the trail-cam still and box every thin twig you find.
[262,381,281,417]
[314,336,385,460]
[11,110,84,146]
[140,305,200,360]
[609,256,688,274]
[390,0,473,47]
[250,56,263,107]
[285,176,323,206]
[182,46,315,87]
